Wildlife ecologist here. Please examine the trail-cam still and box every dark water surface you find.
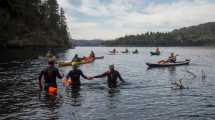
[1,47,215,120]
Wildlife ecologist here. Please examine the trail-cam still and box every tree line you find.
[0,0,70,48]
[103,22,215,46]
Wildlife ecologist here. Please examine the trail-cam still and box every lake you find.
[1,47,215,120]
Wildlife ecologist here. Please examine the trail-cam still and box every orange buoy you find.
[48,86,57,95]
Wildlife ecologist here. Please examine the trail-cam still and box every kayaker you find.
[93,65,126,88]
[38,59,63,91]
[89,50,95,58]
[167,52,177,63]
[133,49,138,54]
[65,64,92,87]
[156,47,160,53]
[110,48,117,53]
[124,48,129,53]
[72,54,81,62]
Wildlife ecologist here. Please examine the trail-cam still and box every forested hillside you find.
[104,22,215,46]
[0,0,70,48]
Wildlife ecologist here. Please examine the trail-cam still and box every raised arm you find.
[93,72,108,78]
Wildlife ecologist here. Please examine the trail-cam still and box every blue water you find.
[1,47,215,120]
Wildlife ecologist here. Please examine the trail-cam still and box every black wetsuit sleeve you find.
[117,71,125,82]
[66,71,71,80]
[80,70,88,79]
[94,72,108,78]
[56,69,63,79]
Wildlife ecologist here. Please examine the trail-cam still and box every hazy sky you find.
[57,0,215,40]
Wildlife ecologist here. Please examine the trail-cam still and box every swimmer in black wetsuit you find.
[93,65,126,88]
[38,60,63,91]
[66,65,92,87]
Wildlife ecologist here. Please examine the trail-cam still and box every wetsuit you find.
[94,70,125,88]
[66,69,88,87]
[39,66,63,90]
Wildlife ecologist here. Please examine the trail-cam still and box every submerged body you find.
[93,65,125,88]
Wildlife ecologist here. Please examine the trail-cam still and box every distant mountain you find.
[103,22,215,46]
[73,40,103,46]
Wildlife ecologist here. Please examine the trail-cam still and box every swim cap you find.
[109,64,114,69]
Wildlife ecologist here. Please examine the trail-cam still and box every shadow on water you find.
[64,87,82,107]
[38,92,63,120]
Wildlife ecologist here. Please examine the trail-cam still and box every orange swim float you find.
[48,86,57,95]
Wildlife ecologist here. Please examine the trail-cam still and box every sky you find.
[57,0,215,40]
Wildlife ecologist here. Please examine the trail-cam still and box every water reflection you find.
[1,47,215,120]
[65,87,82,106]
[38,92,62,120]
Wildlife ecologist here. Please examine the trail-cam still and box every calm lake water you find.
[1,47,215,120]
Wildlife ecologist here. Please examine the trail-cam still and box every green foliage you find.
[103,22,215,46]
[0,0,70,48]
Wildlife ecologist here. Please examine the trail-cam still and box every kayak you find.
[95,56,104,59]
[150,52,160,55]
[121,51,129,53]
[146,60,190,68]
[132,51,138,54]
[59,57,95,67]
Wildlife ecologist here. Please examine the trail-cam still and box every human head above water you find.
[48,59,55,66]
[171,52,174,56]
[109,64,115,71]
[73,64,79,70]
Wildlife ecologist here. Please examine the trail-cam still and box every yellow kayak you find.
[59,57,95,67]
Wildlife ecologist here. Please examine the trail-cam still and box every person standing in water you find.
[93,65,126,88]
[38,60,63,91]
[65,65,92,88]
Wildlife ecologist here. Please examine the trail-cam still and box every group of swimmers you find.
[39,53,125,93]
[40,49,178,94]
